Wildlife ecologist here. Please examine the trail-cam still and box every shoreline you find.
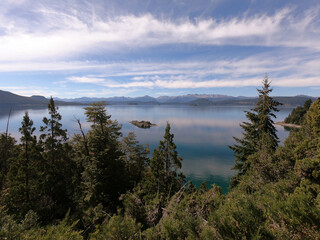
[276,122,301,129]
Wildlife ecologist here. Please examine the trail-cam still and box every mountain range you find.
[54,94,250,104]
[0,90,80,108]
[0,89,317,108]
[55,94,317,107]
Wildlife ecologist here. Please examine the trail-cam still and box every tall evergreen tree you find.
[120,132,150,188]
[19,112,36,205]
[123,123,185,227]
[5,112,41,219]
[81,102,125,211]
[0,134,16,190]
[229,75,281,187]
[40,97,68,162]
[149,123,185,197]
[254,77,281,150]
[39,97,74,221]
[0,109,16,190]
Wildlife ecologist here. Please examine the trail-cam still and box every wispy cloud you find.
[66,75,320,89]
[0,4,319,63]
[0,1,320,97]
[61,49,320,89]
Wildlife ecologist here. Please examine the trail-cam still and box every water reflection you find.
[0,105,292,193]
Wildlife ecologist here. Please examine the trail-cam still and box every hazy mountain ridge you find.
[55,94,250,104]
[0,90,80,107]
[0,90,317,107]
[55,94,315,107]
[211,96,318,107]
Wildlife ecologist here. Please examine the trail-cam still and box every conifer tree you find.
[39,97,74,221]
[285,99,313,125]
[120,132,150,188]
[5,112,41,219]
[229,75,281,187]
[123,123,185,227]
[81,102,125,211]
[254,77,281,150]
[148,122,185,198]
[0,134,16,190]
[40,97,68,160]
[19,112,36,204]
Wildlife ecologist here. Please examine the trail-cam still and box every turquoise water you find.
[0,105,291,193]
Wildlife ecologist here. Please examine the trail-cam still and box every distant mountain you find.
[0,90,48,107]
[56,95,158,104]
[54,97,108,103]
[0,90,80,107]
[211,96,317,107]
[56,94,317,107]
[157,94,235,103]
[2,89,317,108]
[188,98,215,106]
[135,95,157,102]
[58,94,236,104]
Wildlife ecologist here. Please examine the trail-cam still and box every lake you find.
[0,105,292,193]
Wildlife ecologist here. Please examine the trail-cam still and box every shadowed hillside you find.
[0,90,82,108]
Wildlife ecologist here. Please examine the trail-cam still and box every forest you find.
[1,77,320,239]
[284,98,313,125]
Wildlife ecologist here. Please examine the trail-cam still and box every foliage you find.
[148,123,185,199]
[229,75,281,187]
[122,123,185,227]
[90,213,142,240]
[120,132,150,188]
[0,133,17,190]
[38,97,75,222]
[285,99,313,125]
[1,82,320,239]
[4,112,42,220]
[81,102,126,211]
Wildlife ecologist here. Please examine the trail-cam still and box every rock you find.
[130,120,157,128]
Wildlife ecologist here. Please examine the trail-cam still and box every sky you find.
[0,0,320,98]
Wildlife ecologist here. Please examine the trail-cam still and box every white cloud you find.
[65,74,320,89]
[62,88,137,97]
[67,76,106,84]
[0,1,320,95]
[0,5,319,62]
[61,48,320,89]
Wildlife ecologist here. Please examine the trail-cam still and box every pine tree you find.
[120,132,150,188]
[254,77,281,150]
[123,123,185,227]
[81,102,126,211]
[229,75,281,187]
[5,112,41,220]
[40,97,68,161]
[0,134,16,190]
[39,97,74,221]
[19,112,36,204]
[148,123,185,199]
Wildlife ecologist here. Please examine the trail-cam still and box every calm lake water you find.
[0,105,292,193]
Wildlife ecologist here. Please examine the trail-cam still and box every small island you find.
[130,120,157,128]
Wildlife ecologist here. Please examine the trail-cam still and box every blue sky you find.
[0,0,319,98]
